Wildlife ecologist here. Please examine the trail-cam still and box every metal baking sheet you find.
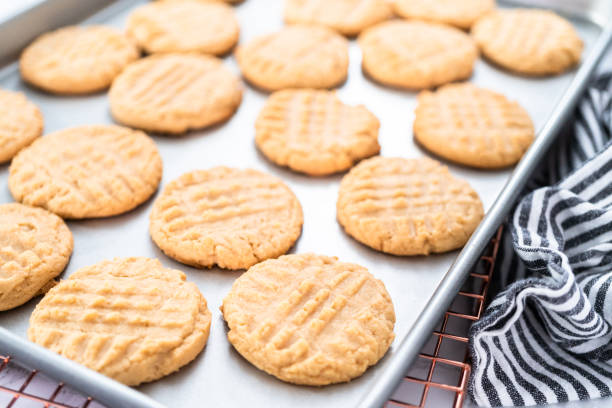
[0,1,610,407]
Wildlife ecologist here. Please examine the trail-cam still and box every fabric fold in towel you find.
[469,72,612,407]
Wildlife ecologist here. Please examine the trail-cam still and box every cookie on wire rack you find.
[358,20,478,90]
[0,203,73,311]
[0,89,43,164]
[337,157,484,255]
[235,25,349,91]
[127,1,239,55]
[149,167,303,270]
[20,25,139,94]
[9,125,162,219]
[393,0,494,29]
[414,83,535,169]
[255,89,380,176]
[28,257,211,386]
[471,9,583,76]
[109,53,242,134]
[221,253,395,385]
[284,0,393,36]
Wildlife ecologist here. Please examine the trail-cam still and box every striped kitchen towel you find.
[469,71,612,407]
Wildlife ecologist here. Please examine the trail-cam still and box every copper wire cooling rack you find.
[387,226,503,408]
[0,228,503,408]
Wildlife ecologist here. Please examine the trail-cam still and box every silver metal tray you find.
[0,1,611,408]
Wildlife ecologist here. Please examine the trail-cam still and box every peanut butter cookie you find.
[149,167,303,270]
[29,257,211,386]
[337,157,484,255]
[255,89,380,176]
[221,253,395,385]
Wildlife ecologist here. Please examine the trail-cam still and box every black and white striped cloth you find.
[469,72,612,407]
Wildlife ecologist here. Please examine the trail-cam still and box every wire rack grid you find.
[387,226,502,408]
[0,227,503,408]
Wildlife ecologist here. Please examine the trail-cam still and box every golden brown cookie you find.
[393,0,494,29]
[414,83,535,168]
[337,157,484,255]
[235,25,349,91]
[284,0,392,36]
[9,125,162,219]
[358,20,478,90]
[28,257,211,386]
[471,9,583,76]
[221,253,395,385]
[149,167,303,270]
[0,89,43,164]
[20,25,139,94]
[255,89,380,176]
[109,53,242,134]
[0,203,72,311]
[127,1,239,55]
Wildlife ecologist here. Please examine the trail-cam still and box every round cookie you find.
[28,257,211,386]
[9,125,162,219]
[0,203,73,311]
[109,53,242,134]
[221,253,395,385]
[284,0,392,37]
[358,20,478,90]
[127,1,239,55]
[0,89,43,163]
[235,25,349,91]
[393,0,495,29]
[471,9,583,76]
[414,83,535,168]
[337,157,484,255]
[255,89,380,176]
[149,167,303,270]
[20,25,139,94]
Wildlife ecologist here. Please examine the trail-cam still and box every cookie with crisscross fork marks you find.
[149,167,303,270]
[127,1,239,55]
[284,0,392,37]
[221,253,395,385]
[235,25,349,91]
[255,89,380,176]
[9,125,162,219]
[109,53,242,134]
[393,0,494,29]
[358,20,478,90]
[472,9,583,76]
[0,89,43,163]
[20,25,139,94]
[337,157,484,255]
[0,203,72,311]
[28,257,211,386]
[414,83,535,169]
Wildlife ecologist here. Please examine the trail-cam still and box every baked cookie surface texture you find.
[20,25,139,94]
[28,257,211,386]
[221,253,395,385]
[109,53,242,133]
[337,157,484,255]
[358,21,478,89]
[149,167,303,270]
[255,89,380,176]
[0,89,43,163]
[284,0,392,36]
[393,0,495,29]
[414,83,535,168]
[9,125,162,219]
[472,9,583,75]
[236,25,349,91]
[127,1,239,55]
[0,203,73,311]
